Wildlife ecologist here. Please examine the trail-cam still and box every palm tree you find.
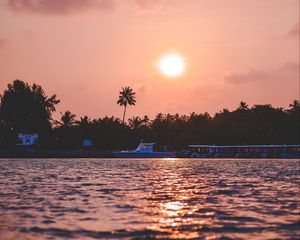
[117,86,136,123]
[76,116,91,127]
[238,101,249,110]
[128,116,143,129]
[289,100,300,113]
[58,110,76,127]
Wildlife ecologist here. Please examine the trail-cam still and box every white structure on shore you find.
[17,134,38,146]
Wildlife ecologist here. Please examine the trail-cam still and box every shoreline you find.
[0,149,299,159]
[0,149,114,158]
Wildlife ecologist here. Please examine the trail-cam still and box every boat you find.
[113,142,176,158]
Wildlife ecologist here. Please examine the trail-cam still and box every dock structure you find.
[188,144,300,158]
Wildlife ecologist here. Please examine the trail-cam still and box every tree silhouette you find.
[128,116,143,129]
[0,79,59,142]
[0,79,299,149]
[288,100,300,113]
[58,110,76,128]
[238,101,249,110]
[117,87,136,124]
[76,116,91,127]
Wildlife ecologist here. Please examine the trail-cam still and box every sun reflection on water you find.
[143,164,215,239]
[163,158,177,161]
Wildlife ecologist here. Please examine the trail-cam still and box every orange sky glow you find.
[0,0,299,120]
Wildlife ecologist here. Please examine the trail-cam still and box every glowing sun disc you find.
[157,53,186,77]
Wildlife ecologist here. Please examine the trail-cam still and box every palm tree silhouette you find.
[238,101,249,110]
[117,86,136,124]
[58,110,76,127]
[128,116,143,129]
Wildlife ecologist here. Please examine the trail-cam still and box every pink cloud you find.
[224,69,267,84]
[135,0,160,10]
[0,38,8,50]
[134,0,174,13]
[225,62,299,84]
[287,22,299,39]
[6,0,116,15]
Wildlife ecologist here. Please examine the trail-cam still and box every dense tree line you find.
[0,80,299,150]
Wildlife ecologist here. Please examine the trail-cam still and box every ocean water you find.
[0,158,299,240]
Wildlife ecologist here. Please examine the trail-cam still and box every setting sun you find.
[157,53,186,78]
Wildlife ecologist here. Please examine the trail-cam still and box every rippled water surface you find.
[0,158,299,240]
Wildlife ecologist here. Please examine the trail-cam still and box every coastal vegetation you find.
[0,80,299,150]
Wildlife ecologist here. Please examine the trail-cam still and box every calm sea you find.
[0,158,299,240]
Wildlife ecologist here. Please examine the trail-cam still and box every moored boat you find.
[114,142,175,158]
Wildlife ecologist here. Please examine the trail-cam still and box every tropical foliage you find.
[0,80,59,145]
[0,80,299,149]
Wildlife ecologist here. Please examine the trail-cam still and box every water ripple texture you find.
[0,158,299,239]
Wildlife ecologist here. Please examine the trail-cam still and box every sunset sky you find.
[0,0,299,120]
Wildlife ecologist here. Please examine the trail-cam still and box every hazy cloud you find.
[25,29,34,44]
[134,0,172,12]
[287,22,299,39]
[6,0,116,15]
[135,0,157,10]
[0,38,8,49]
[135,0,155,8]
[225,69,267,84]
[225,62,300,84]
[139,85,147,92]
[135,82,152,95]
